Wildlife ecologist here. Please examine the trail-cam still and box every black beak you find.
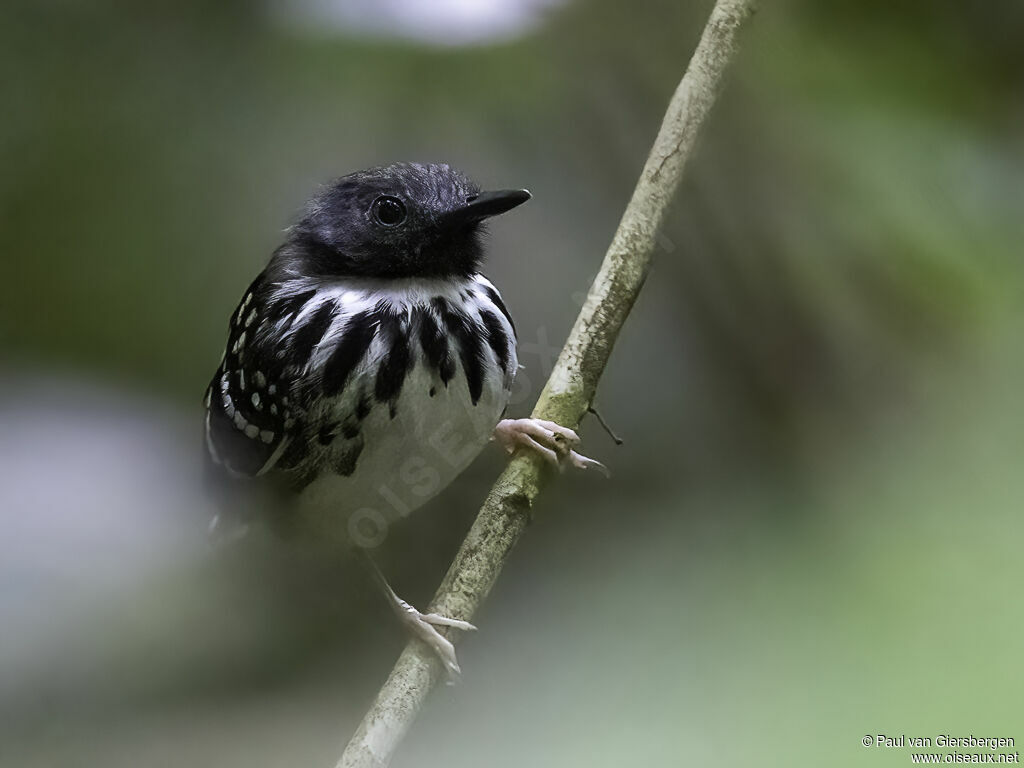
[441,189,531,229]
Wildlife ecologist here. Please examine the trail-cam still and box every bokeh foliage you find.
[1,1,1022,766]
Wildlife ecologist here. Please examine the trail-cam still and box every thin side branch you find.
[338,1,758,765]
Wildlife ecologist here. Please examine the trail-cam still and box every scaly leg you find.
[359,550,475,681]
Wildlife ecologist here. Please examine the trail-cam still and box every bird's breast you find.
[286,274,518,540]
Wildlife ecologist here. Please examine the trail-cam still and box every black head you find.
[286,162,530,279]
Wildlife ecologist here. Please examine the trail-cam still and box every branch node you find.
[588,405,624,446]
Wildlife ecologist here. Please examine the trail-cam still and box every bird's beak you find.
[441,189,531,229]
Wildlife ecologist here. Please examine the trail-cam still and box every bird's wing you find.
[204,274,308,478]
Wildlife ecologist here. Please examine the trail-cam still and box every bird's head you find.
[288,162,530,279]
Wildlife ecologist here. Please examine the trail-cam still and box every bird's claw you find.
[492,418,609,477]
[392,595,476,683]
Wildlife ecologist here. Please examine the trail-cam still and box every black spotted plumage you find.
[481,283,515,336]
[374,308,412,416]
[433,296,486,405]
[317,421,338,445]
[355,392,372,421]
[479,308,512,382]
[286,300,337,366]
[205,279,298,478]
[204,162,527,529]
[265,288,317,327]
[322,310,377,397]
[332,437,364,477]
[415,307,456,387]
[206,366,273,477]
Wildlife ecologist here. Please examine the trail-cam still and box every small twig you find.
[337,1,758,765]
[588,405,624,445]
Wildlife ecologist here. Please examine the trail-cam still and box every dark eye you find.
[372,196,406,227]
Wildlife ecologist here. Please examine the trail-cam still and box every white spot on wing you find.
[204,412,222,465]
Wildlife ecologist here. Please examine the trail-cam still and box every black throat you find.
[285,227,485,280]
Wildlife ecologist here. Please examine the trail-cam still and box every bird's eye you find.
[372,196,407,227]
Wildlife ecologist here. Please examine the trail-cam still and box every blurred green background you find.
[2,1,1022,766]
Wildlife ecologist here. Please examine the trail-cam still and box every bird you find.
[203,162,603,676]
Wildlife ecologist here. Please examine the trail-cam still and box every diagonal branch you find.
[338,1,758,765]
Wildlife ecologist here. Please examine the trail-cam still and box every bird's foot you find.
[390,593,476,682]
[360,550,475,681]
[492,418,609,476]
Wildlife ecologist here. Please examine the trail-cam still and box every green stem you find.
[337,1,759,765]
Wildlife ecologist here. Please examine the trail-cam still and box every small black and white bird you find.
[204,162,600,675]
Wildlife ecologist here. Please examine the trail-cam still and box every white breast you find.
[286,274,516,544]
